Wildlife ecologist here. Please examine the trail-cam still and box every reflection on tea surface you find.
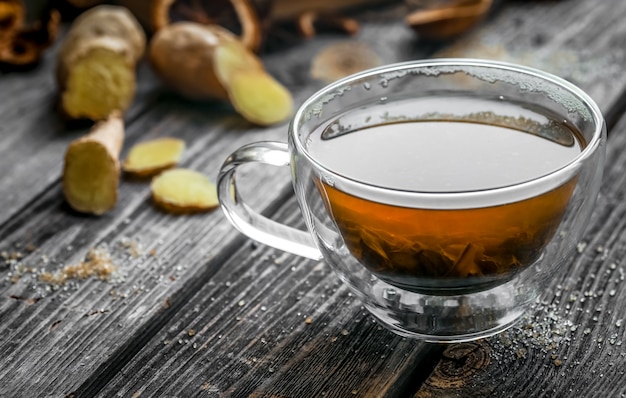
[309,98,584,293]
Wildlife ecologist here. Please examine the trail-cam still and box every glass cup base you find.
[360,277,535,343]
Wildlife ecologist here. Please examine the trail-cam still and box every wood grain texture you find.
[95,1,626,395]
[1,0,626,397]
[433,0,626,124]
[414,94,626,398]
[409,0,626,395]
[0,99,298,396]
[96,199,444,397]
[0,18,422,398]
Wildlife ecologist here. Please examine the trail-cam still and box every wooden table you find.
[2,1,626,396]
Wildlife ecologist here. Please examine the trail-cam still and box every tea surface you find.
[309,119,582,192]
[309,108,584,292]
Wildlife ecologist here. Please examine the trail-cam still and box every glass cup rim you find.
[289,58,605,207]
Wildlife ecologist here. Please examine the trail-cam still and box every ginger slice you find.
[61,41,136,120]
[213,39,292,126]
[123,137,186,177]
[149,22,235,100]
[63,113,124,215]
[149,22,292,125]
[213,39,263,85]
[56,5,145,120]
[151,168,218,214]
[226,68,293,126]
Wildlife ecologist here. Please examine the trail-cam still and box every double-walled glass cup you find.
[218,59,605,342]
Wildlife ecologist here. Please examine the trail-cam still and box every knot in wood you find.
[428,341,491,388]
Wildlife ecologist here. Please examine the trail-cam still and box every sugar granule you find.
[38,246,117,285]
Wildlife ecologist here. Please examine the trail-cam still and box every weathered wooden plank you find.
[0,17,421,397]
[0,98,299,396]
[94,193,444,398]
[414,87,626,398]
[95,1,626,397]
[404,0,626,394]
[2,0,626,396]
[433,0,626,125]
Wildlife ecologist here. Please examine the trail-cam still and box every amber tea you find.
[308,97,584,293]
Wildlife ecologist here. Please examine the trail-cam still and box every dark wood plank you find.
[407,0,626,395]
[1,0,626,396]
[0,17,422,398]
[414,88,626,398]
[95,197,444,398]
[0,99,297,396]
[97,1,626,396]
[434,0,626,125]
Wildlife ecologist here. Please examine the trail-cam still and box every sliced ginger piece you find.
[148,23,236,101]
[214,39,292,126]
[56,6,145,120]
[63,113,124,215]
[151,168,218,214]
[61,42,136,120]
[123,137,186,177]
[213,39,263,85]
[149,23,292,125]
[226,69,293,126]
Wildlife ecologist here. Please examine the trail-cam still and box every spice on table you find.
[149,22,293,126]
[151,168,219,214]
[62,113,124,215]
[38,246,117,286]
[123,138,186,178]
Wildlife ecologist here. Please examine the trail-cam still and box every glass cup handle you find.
[217,141,323,261]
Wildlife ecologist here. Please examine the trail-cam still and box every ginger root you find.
[226,68,293,126]
[63,113,124,215]
[151,168,219,214]
[149,22,292,126]
[123,137,186,177]
[56,5,146,121]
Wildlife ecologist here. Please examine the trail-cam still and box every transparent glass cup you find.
[217,59,605,342]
